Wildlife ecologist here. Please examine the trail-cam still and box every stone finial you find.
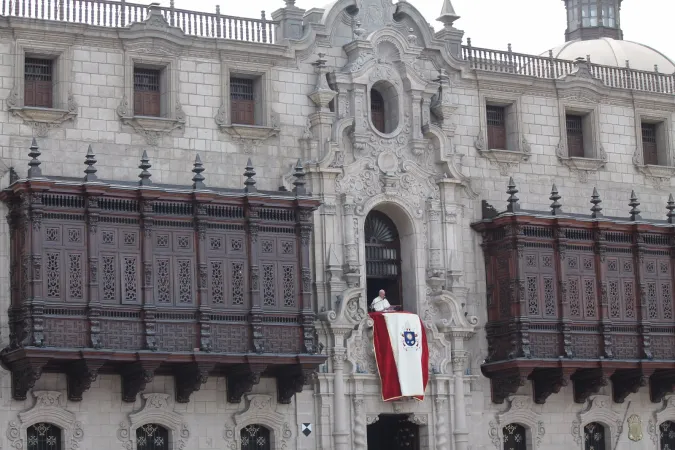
[293,159,307,195]
[138,150,152,186]
[192,154,205,189]
[27,138,42,179]
[667,194,675,224]
[590,187,603,218]
[437,0,460,28]
[506,177,520,213]
[84,144,98,182]
[629,190,642,221]
[244,158,257,193]
[284,0,295,7]
[549,184,562,215]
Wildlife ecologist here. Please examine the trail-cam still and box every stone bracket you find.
[572,368,613,404]
[226,363,267,403]
[650,369,675,403]
[9,106,78,137]
[633,155,675,188]
[217,122,280,154]
[530,367,572,404]
[119,115,186,146]
[276,365,314,404]
[611,368,651,404]
[556,141,607,182]
[121,360,162,403]
[174,362,214,404]
[66,359,105,402]
[488,367,528,405]
[8,357,50,401]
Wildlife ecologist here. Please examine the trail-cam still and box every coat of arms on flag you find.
[369,311,429,401]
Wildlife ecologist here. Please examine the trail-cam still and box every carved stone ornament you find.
[488,395,545,449]
[216,110,280,154]
[632,147,675,188]
[117,96,186,146]
[556,140,607,182]
[7,87,78,137]
[229,394,294,450]
[7,390,84,450]
[117,393,190,450]
[648,395,675,447]
[474,132,531,176]
[346,316,377,374]
[570,395,622,446]
[627,414,642,441]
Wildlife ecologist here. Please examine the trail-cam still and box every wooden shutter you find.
[371,89,385,133]
[566,115,585,158]
[230,78,255,125]
[24,58,53,108]
[642,122,658,165]
[486,105,507,149]
[133,68,161,117]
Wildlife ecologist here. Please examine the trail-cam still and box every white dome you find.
[544,38,675,73]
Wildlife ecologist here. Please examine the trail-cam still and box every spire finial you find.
[629,190,642,221]
[550,184,562,215]
[84,144,98,182]
[138,150,152,186]
[590,187,603,218]
[27,138,42,179]
[192,154,205,189]
[244,158,257,193]
[293,159,307,195]
[437,0,460,27]
[667,194,675,224]
[506,177,520,212]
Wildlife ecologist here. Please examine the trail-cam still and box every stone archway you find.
[364,210,402,307]
[366,414,419,450]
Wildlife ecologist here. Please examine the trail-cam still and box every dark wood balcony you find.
[472,180,675,405]
[0,141,325,404]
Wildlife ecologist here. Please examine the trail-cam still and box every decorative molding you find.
[627,414,642,442]
[649,395,675,447]
[117,393,190,450]
[228,394,293,450]
[7,90,78,137]
[7,391,84,450]
[571,395,622,447]
[116,98,186,146]
[556,140,607,182]
[489,395,545,449]
[474,133,530,176]
[217,122,280,154]
[632,147,675,188]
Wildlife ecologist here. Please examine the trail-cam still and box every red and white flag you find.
[370,311,429,401]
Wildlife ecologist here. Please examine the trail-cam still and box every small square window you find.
[133,68,161,117]
[642,122,658,166]
[230,77,256,125]
[24,57,53,108]
[486,105,507,150]
[566,114,585,157]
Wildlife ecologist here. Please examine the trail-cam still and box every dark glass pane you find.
[660,421,675,449]
[24,58,53,108]
[502,424,526,450]
[230,78,255,125]
[642,122,659,165]
[27,423,62,450]
[136,424,169,450]
[584,422,606,450]
[371,89,385,133]
[240,424,271,450]
[487,105,507,150]
[566,114,585,157]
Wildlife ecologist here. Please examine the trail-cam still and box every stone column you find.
[434,397,450,450]
[452,351,469,450]
[341,195,360,288]
[353,396,367,450]
[426,200,443,281]
[332,347,349,450]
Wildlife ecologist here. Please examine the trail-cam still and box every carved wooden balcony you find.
[0,142,325,404]
[472,181,675,406]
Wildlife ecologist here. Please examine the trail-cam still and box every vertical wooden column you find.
[194,196,211,352]
[634,227,652,359]
[139,193,157,351]
[246,197,264,353]
[509,220,529,358]
[28,189,45,347]
[594,224,613,359]
[297,203,315,354]
[84,188,102,348]
[554,221,573,358]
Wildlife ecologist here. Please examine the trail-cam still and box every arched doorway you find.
[365,210,402,307]
[367,415,419,450]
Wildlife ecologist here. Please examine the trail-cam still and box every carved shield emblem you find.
[628,414,643,442]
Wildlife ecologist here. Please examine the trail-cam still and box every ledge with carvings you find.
[0,142,326,404]
[472,180,675,406]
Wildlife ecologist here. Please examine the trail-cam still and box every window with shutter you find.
[24,58,53,108]
[566,114,585,157]
[642,122,659,166]
[486,105,507,150]
[584,422,606,450]
[134,68,161,117]
[230,78,255,125]
[371,90,385,133]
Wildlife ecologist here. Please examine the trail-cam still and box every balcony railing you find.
[462,40,675,95]
[0,0,278,43]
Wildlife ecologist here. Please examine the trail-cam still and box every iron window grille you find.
[566,114,585,158]
[486,105,507,150]
[133,68,161,117]
[230,77,256,125]
[642,122,659,166]
[24,58,53,108]
[26,423,62,450]
[136,424,169,450]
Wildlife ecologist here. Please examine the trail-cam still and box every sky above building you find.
[168,0,675,65]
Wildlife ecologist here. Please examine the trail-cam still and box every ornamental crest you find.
[627,414,642,442]
[401,323,420,351]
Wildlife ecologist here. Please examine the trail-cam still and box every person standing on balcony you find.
[371,289,395,312]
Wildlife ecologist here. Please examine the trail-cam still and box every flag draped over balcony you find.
[370,311,429,401]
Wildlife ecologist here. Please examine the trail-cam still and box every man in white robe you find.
[371,289,394,312]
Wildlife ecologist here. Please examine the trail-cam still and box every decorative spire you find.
[27,138,42,179]
[84,144,98,182]
[667,194,675,224]
[506,177,520,213]
[437,0,460,28]
[629,190,642,221]
[563,0,623,42]
[293,159,307,195]
[138,150,152,186]
[590,187,603,218]
[244,158,257,193]
[192,154,205,189]
[549,184,562,215]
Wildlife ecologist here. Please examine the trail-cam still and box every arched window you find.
[660,421,675,449]
[584,422,606,450]
[240,424,271,450]
[502,423,526,450]
[27,423,62,450]
[370,81,399,134]
[136,424,169,450]
[371,89,385,133]
[365,211,402,307]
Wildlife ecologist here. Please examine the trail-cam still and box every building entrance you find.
[366,414,419,450]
